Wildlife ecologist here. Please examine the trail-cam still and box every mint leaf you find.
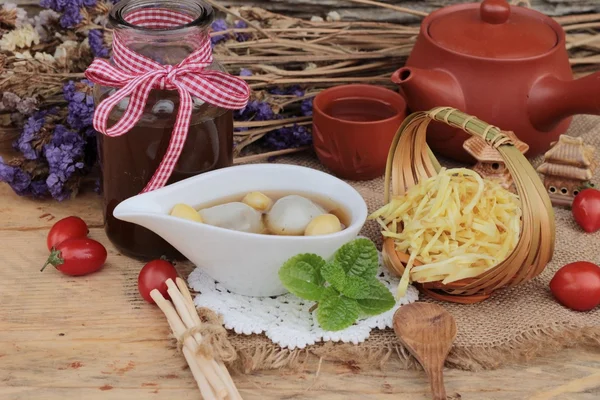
[334,238,379,279]
[340,275,372,299]
[356,280,395,316]
[316,287,360,331]
[320,261,346,291]
[278,254,326,301]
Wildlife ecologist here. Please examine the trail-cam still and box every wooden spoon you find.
[393,302,457,400]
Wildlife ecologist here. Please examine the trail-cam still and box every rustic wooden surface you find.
[1,183,600,400]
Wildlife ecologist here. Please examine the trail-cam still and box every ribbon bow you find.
[85,10,249,192]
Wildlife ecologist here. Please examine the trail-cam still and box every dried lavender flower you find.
[0,157,33,196]
[234,20,251,42]
[30,180,49,197]
[235,100,275,122]
[64,80,95,130]
[263,124,312,150]
[44,124,86,201]
[211,19,229,46]
[269,85,305,97]
[15,109,51,160]
[301,98,313,117]
[88,29,109,57]
[59,6,84,28]
[40,0,85,28]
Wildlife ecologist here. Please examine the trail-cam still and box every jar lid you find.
[428,0,558,59]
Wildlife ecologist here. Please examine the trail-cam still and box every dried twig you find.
[233,147,311,164]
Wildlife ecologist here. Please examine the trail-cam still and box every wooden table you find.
[1,184,599,400]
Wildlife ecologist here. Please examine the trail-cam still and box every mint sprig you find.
[278,254,326,301]
[278,239,395,331]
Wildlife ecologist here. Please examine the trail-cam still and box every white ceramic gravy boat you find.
[113,164,368,297]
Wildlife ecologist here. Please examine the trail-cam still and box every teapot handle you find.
[529,72,600,132]
[480,0,511,24]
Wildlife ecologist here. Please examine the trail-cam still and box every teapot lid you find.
[428,0,558,59]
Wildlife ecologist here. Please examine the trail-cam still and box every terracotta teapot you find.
[392,0,600,162]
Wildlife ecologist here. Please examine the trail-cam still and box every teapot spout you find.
[392,67,466,112]
[528,72,600,132]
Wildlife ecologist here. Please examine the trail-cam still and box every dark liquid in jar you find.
[97,90,233,260]
[323,97,397,122]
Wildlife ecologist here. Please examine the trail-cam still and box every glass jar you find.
[94,0,233,260]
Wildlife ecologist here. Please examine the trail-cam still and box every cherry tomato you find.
[549,261,600,311]
[47,216,89,251]
[138,259,179,304]
[572,188,600,233]
[41,238,107,276]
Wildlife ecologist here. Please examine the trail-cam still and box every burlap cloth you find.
[227,115,600,373]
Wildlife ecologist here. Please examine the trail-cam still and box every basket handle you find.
[427,107,515,150]
[383,107,517,202]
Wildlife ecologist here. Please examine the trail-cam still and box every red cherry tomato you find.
[138,259,179,304]
[47,216,89,250]
[549,261,600,311]
[41,238,107,276]
[572,188,600,233]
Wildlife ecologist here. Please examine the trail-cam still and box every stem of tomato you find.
[40,249,65,272]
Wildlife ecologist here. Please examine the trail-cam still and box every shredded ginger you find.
[369,168,522,298]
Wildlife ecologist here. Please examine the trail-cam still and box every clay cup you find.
[312,84,407,181]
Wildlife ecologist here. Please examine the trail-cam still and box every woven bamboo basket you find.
[380,107,556,304]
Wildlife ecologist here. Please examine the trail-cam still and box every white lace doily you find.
[188,248,419,350]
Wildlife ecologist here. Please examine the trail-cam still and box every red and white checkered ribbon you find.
[85,9,249,193]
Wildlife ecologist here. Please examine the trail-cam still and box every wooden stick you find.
[175,277,242,400]
[151,289,228,399]
[213,360,243,400]
[174,279,245,400]
[176,277,203,325]
[164,283,229,399]
[150,290,220,400]
[182,346,219,400]
[168,280,242,400]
